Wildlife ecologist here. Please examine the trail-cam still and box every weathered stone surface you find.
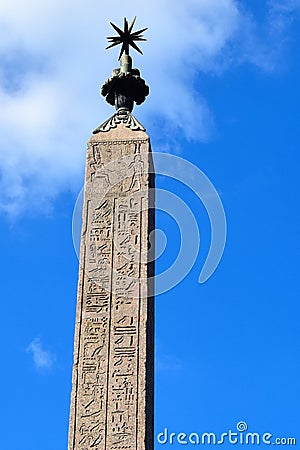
[68,122,154,450]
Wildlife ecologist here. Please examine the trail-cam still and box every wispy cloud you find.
[156,349,183,373]
[27,337,55,370]
[0,0,299,216]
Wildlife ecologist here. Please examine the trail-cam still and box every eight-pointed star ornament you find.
[106,16,147,60]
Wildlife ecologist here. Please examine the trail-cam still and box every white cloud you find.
[0,0,298,215]
[156,352,183,373]
[27,337,55,370]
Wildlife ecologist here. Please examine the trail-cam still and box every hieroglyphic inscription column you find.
[68,118,154,450]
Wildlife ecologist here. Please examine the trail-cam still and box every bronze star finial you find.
[106,16,147,60]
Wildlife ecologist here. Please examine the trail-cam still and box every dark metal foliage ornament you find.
[101,70,149,109]
[94,16,149,133]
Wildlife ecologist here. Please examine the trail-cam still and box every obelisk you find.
[68,17,154,450]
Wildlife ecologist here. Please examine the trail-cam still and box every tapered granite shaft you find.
[68,121,154,450]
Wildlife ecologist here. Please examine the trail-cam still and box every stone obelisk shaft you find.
[68,122,154,450]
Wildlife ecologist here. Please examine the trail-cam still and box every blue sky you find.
[0,1,300,448]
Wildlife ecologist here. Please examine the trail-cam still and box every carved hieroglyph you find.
[68,122,154,450]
